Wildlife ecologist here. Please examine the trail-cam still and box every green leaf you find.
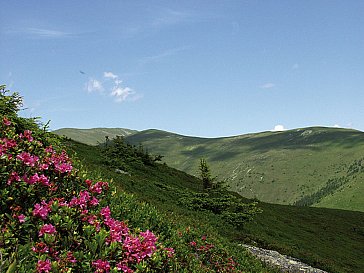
[6,258,17,273]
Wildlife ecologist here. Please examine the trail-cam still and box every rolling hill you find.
[54,127,137,146]
[54,126,364,212]
[64,138,364,273]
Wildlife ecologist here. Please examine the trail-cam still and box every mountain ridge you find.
[54,126,364,212]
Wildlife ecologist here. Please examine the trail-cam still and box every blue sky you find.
[1,1,363,137]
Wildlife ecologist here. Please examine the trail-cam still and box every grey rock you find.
[240,244,328,273]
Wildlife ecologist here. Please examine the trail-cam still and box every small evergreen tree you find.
[199,158,214,190]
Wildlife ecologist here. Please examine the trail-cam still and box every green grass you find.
[65,139,364,273]
[54,127,137,146]
[55,126,364,211]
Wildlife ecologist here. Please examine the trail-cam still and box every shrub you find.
[0,88,172,272]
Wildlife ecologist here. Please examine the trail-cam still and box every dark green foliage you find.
[179,191,261,228]
[294,156,364,207]
[199,158,214,190]
[0,85,58,147]
[294,176,349,206]
[100,135,160,170]
[68,140,364,273]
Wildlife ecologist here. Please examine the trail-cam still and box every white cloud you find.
[111,86,134,103]
[260,83,275,89]
[333,124,340,128]
[85,71,140,103]
[272,125,286,132]
[104,72,118,80]
[85,79,104,93]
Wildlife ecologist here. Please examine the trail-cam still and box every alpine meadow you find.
[2,1,364,273]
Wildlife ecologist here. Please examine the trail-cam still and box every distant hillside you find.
[53,127,137,146]
[65,138,364,273]
[124,127,364,212]
[56,126,364,212]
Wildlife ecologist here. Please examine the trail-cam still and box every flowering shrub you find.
[0,110,172,272]
[1,87,271,273]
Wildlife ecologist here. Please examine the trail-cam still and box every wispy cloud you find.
[85,72,141,103]
[85,79,104,93]
[152,8,195,27]
[260,83,275,89]
[111,86,135,103]
[139,46,190,66]
[6,27,72,38]
[104,72,118,80]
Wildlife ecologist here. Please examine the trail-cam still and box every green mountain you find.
[55,126,364,212]
[54,127,137,146]
[124,127,364,212]
[64,138,364,273]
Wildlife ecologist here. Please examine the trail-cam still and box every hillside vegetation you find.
[65,137,364,273]
[55,127,364,212]
[1,87,274,272]
[55,128,137,146]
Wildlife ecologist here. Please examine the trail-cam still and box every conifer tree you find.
[199,158,214,190]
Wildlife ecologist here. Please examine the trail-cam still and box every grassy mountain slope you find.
[54,127,137,146]
[55,126,364,212]
[64,139,364,273]
[123,127,364,212]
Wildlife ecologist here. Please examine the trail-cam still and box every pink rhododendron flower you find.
[3,116,11,126]
[39,224,56,237]
[7,171,21,185]
[67,251,77,263]
[92,259,110,273]
[17,214,26,223]
[116,262,133,273]
[89,181,108,194]
[23,173,39,185]
[165,247,175,258]
[100,206,111,219]
[85,179,93,187]
[32,242,49,253]
[2,137,17,149]
[55,162,73,173]
[38,174,50,186]
[16,151,39,167]
[90,196,99,206]
[20,130,33,142]
[33,201,52,220]
[23,173,49,186]
[38,163,50,170]
[37,259,52,273]
[69,190,91,209]
[105,218,129,243]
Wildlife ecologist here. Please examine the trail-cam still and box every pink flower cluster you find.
[1,116,172,273]
[17,151,39,167]
[19,129,34,142]
[39,223,57,237]
[33,200,53,220]
[23,173,50,185]
[37,259,51,273]
[69,190,99,209]
[43,148,73,174]
[92,259,110,273]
